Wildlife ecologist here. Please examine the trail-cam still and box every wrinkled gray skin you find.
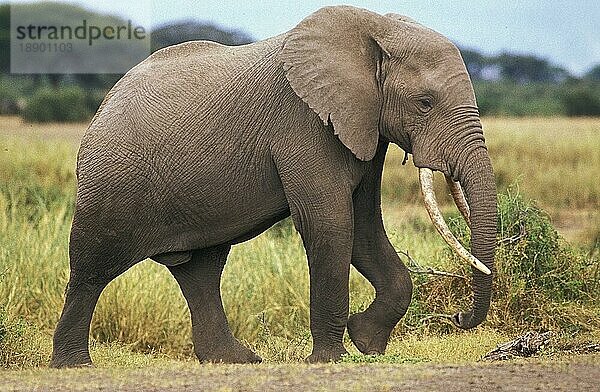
[51,6,496,367]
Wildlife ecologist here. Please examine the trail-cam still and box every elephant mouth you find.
[418,168,491,275]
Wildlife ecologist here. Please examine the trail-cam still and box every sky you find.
[10,0,600,75]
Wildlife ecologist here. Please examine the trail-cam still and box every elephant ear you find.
[279,6,390,161]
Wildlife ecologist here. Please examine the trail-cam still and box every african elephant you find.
[50,5,496,367]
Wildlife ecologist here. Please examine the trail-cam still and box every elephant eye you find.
[418,97,434,112]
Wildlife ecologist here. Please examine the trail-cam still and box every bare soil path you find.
[1,355,598,391]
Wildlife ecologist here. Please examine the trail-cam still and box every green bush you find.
[561,84,600,116]
[491,191,598,332]
[0,79,21,115]
[494,191,594,300]
[410,189,599,334]
[0,306,51,369]
[22,86,92,123]
[474,81,564,116]
[84,88,107,115]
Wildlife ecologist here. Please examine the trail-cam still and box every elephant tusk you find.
[445,175,471,227]
[419,168,491,275]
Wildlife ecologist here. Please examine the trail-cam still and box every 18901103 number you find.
[19,42,73,53]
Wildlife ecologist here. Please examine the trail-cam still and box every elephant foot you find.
[196,340,262,364]
[50,350,94,369]
[347,312,393,355]
[305,345,348,363]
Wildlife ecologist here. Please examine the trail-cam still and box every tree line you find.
[461,48,600,116]
[0,3,598,121]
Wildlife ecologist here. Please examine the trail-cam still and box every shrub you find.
[0,306,51,369]
[22,86,92,123]
[84,88,107,115]
[562,84,600,116]
[407,189,599,334]
[0,79,20,115]
[494,191,595,301]
[474,81,564,116]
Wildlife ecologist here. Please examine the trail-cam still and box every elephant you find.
[50,5,496,367]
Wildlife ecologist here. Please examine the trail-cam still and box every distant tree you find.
[0,4,9,74]
[459,48,573,83]
[151,20,254,52]
[584,64,600,82]
[561,84,600,117]
[459,47,487,80]
[71,74,122,90]
[494,53,569,83]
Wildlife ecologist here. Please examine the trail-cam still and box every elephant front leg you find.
[346,142,413,355]
[274,140,361,362]
[305,237,353,362]
[348,234,413,355]
[288,198,354,363]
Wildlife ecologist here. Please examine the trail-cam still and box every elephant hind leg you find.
[50,272,109,368]
[51,221,142,368]
[168,245,262,364]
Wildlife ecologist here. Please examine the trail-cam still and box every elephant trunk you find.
[418,145,497,329]
[452,146,497,329]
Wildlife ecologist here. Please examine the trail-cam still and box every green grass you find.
[0,116,599,369]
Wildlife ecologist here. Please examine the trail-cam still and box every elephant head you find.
[280,6,497,329]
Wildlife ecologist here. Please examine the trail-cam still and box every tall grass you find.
[484,117,600,209]
[1,117,599,368]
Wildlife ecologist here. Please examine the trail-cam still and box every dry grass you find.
[484,117,600,208]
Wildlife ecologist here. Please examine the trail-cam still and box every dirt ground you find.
[1,355,598,391]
